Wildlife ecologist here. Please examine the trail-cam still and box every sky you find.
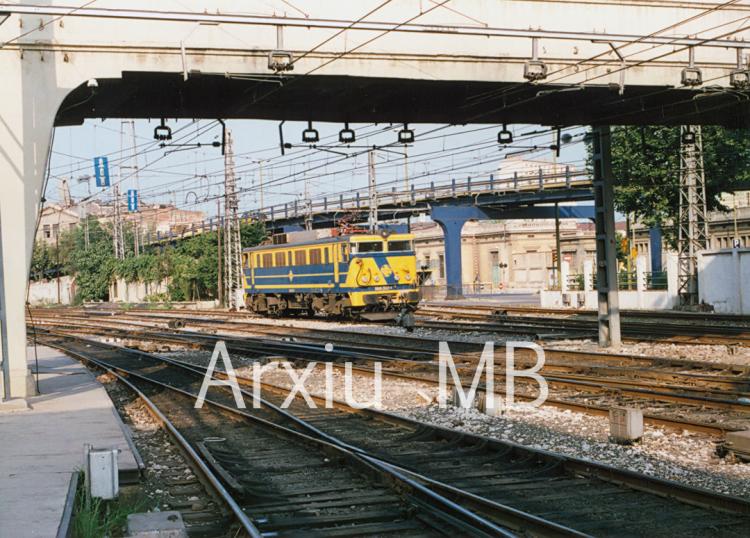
[47,119,589,221]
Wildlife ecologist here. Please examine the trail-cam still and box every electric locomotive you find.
[242,230,421,325]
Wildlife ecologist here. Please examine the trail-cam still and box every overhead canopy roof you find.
[55,72,750,128]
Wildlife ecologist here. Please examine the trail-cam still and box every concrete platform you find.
[0,346,140,538]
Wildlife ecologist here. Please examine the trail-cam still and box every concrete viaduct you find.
[2,0,750,400]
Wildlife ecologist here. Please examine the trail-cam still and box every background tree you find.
[30,217,266,302]
[608,126,750,242]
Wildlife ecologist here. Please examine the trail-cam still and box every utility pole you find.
[223,129,243,310]
[403,148,409,193]
[554,202,562,289]
[258,160,264,210]
[677,125,708,306]
[303,169,313,231]
[217,198,223,307]
[128,120,141,256]
[368,149,378,232]
[112,185,125,259]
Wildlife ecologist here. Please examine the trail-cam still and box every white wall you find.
[28,276,76,305]
[698,249,750,314]
[540,253,679,310]
[109,278,169,303]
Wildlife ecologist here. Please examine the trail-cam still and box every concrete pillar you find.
[666,252,679,307]
[583,259,594,292]
[636,255,646,309]
[560,260,570,293]
[435,217,467,299]
[649,227,662,273]
[0,48,68,399]
[583,258,594,308]
[591,126,621,347]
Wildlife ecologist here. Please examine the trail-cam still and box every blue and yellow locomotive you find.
[242,231,421,324]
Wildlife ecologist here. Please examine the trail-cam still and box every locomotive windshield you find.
[387,240,413,252]
[352,241,383,253]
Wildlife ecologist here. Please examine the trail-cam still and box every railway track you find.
[419,303,750,325]
[39,333,750,537]
[28,311,750,434]
[415,306,750,346]
[55,335,514,537]
[66,302,750,345]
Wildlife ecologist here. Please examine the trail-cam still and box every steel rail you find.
[45,333,750,528]
[27,317,750,433]
[32,307,750,374]
[70,353,263,537]
[30,315,750,396]
[52,337,519,538]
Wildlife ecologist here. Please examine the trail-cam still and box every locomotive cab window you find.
[353,241,383,253]
[262,253,273,267]
[294,250,306,266]
[275,251,286,267]
[309,248,322,265]
[387,240,413,252]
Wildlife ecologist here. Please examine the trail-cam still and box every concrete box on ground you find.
[609,407,643,443]
[85,446,119,500]
[127,511,187,538]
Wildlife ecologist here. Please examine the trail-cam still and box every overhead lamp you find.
[268,50,294,72]
[339,122,355,144]
[302,121,319,143]
[497,124,513,144]
[681,129,696,145]
[153,118,172,141]
[398,123,415,144]
[681,47,702,87]
[730,69,750,89]
[730,49,749,89]
[524,37,547,82]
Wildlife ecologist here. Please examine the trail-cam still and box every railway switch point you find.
[126,511,187,538]
[609,407,644,444]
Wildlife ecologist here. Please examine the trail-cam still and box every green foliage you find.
[67,219,117,302]
[30,240,56,281]
[608,126,750,241]
[30,216,266,303]
[114,253,167,284]
[71,471,146,538]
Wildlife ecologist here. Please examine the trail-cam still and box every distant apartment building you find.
[36,204,83,245]
[35,200,206,245]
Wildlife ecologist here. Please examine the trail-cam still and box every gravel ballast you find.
[162,349,750,500]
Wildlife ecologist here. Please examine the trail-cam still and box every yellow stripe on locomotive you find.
[242,233,421,319]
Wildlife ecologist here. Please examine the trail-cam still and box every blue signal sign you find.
[93,156,110,187]
[127,189,138,212]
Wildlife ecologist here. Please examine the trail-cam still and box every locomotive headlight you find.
[374,275,381,282]
[394,274,400,281]
[361,275,370,283]
[405,274,411,282]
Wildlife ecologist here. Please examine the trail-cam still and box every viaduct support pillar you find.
[433,212,468,300]
[591,126,621,348]
[649,227,663,273]
[0,53,66,400]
